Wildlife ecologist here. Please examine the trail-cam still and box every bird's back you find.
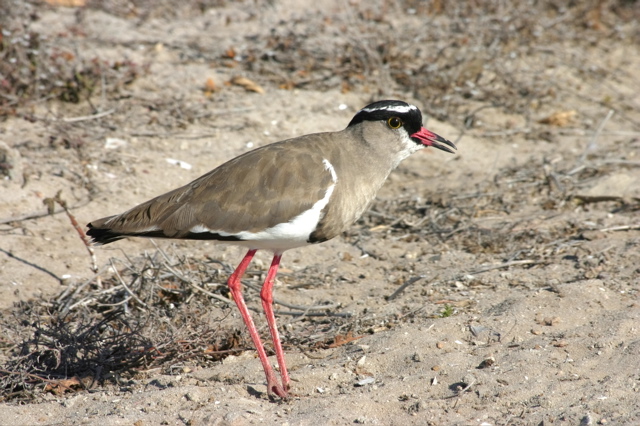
[87,129,385,247]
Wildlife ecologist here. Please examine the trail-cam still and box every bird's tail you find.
[86,217,126,245]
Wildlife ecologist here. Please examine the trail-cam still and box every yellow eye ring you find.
[387,117,403,129]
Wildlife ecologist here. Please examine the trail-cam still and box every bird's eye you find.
[387,117,403,129]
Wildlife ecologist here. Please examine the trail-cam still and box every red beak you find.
[411,127,456,153]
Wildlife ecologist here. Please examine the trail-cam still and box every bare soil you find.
[1,1,639,424]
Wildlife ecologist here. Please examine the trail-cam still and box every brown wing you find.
[87,135,334,244]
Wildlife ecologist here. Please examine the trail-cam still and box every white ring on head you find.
[360,104,417,114]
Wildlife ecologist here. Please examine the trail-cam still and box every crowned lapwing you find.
[87,100,456,399]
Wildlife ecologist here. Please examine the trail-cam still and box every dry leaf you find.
[586,6,606,31]
[538,110,576,127]
[59,51,75,61]
[279,81,295,90]
[44,376,83,395]
[205,78,216,91]
[203,77,217,96]
[327,331,363,348]
[230,76,265,94]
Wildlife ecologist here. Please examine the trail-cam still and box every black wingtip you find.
[86,224,124,245]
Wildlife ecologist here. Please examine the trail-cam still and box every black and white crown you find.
[347,100,423,136]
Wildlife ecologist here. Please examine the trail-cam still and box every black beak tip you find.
[434,136,457,153]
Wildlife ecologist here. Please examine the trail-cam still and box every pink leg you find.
[227,249,288,398]
[260,253,290,392]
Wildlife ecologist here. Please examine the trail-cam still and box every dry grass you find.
[0,250,248,402]
[0,1,141,117]
[0,245,361,402]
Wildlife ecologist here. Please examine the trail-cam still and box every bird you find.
[86,100,456,399]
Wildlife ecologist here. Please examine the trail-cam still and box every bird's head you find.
[348,100,456,154]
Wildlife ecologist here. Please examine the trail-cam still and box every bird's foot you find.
[267,379,290,400]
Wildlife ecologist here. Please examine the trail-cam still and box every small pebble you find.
[355,377,375,387]
[477,357,496,369]
[544,316,561,326]
[185,391,201,402]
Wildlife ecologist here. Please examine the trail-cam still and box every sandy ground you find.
[1,1,639,424]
